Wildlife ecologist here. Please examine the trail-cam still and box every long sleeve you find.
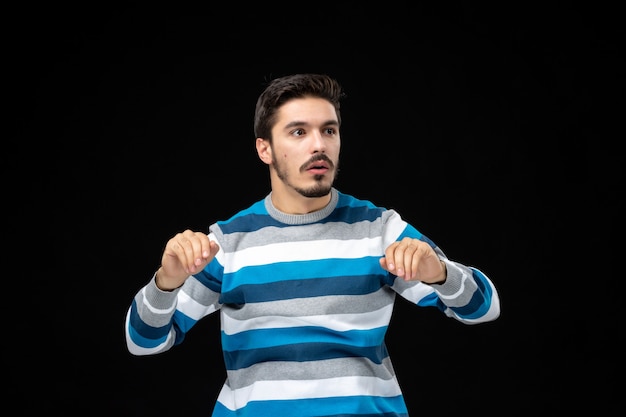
[123,188,500,416]
[382,209,500,324]
[393,259,501,324]
[125,270,223,356]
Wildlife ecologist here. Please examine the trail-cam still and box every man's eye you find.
[325,128,336,135]
[293,129,305,136]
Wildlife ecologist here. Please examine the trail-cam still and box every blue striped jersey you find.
[126,188,500,416]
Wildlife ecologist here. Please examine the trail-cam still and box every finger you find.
[400,244,418,280]
[168,233,195,273]
[190,231,213,259]
[381,241,401,272]
[183,231,212,271]
[389,237,415,278]
[395,241,419,279]
[207,239,220,258]
[379,256,390,272]
[199,234,220,261]
[406,243,428,280]
[170,231,200,271]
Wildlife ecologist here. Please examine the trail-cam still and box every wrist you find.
[431,260,447,285]
[155,268,182,291]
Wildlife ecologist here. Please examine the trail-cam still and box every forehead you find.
[275,97,338,125]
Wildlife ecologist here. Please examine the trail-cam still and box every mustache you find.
[302,154,334,170]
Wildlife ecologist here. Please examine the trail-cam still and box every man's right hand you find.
[155,229,220,290]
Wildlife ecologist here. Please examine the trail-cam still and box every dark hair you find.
[254,73,345,140]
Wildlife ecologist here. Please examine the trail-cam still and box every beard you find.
[273,155,339,198]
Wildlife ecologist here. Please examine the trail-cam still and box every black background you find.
[7,3,623,416]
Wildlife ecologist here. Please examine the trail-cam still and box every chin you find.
[299,183,332,198]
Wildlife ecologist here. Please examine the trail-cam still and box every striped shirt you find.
[126,188,500,416]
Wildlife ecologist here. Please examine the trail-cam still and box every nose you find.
[310,130,327,153]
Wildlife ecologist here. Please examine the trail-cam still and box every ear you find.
[256,138,272,165]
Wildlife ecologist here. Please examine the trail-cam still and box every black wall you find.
[8,4,621,416]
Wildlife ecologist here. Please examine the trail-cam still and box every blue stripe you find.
[193,262,224,292]
[336,191,378,210]
[220,274,385,304]
[222,326,388,351]
[396,223,432,246]
[128,300,193,348]
[450,268,494,319]
[223,342,390,370]
[234,199,267,215]
[325,204,384,223]
[222,256,383,289]
[128,300,169,344]
[218,212,281,234]
[127,323,168,349]
[416,268,495,319]
[416,292,447,313]
[172,309,198,334]
[218,194,386,235]
[212,394,408,417]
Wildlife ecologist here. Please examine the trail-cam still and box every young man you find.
[125,73,501,416]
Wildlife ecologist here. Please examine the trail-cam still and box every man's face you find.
[269,97,341,198]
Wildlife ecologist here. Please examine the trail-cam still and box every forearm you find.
[432,260,501,324]
[125,274,180,355]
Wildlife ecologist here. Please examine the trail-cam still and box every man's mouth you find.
[304,156,332,172]
[308,162,328,169]
[305,162,331,176]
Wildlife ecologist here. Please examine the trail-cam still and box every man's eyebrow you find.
[283,120,339,129]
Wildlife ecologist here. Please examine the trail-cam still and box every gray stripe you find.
[223,287,396,320]
[265,187,340,225]
[182,275,222,308]
[212,189,399,254]
[215,218,387,253]
[225,356,398,389]
[432,261,479,308]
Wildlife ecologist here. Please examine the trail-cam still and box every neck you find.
[269,181,332,214]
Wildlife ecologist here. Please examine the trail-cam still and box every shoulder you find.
[212,197,271,234]
[335,189,383,210]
